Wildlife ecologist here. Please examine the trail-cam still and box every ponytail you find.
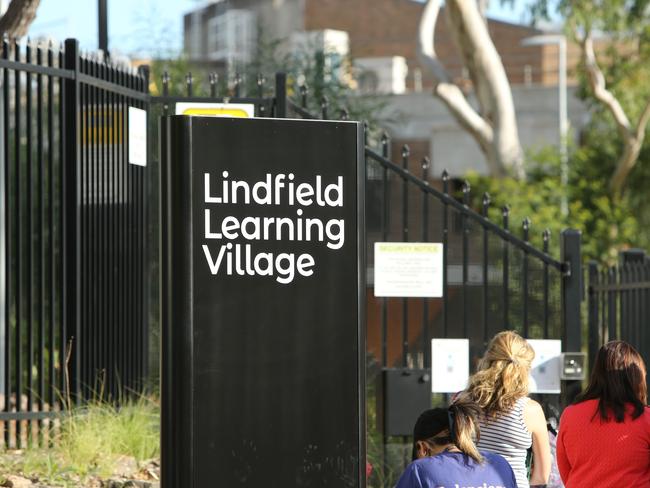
[448,397,483,463]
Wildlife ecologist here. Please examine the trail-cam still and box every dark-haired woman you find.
[557,341,650,487]
[395,398,517,488]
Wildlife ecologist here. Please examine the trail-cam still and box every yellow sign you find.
[175,102,255,118]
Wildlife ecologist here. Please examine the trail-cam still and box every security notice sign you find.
[374,242,443,297]
[161,116,365,488]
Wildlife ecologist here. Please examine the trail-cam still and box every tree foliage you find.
[466,130,645,265]
[522,0,650,195]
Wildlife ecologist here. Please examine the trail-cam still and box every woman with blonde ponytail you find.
[463,331,551,488]
[395,397,517,488]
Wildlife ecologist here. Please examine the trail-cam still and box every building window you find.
[207,9,257,65]
[188,11,203,60]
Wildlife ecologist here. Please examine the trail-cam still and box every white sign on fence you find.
[128,107,147,166]
[374,242,443,297]
[528,339,562,394]
[431,338,469,393]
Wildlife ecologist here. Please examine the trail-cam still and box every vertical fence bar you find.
[37,44,45,443]
[587,261,599,368]
[502,206,510,330]
[140,66,150,388]
[101,60,110,399]
[633,264,639,350]
[26,41,35,445]
[620,266,627,342]
[63,38,81,404]
[80,54,89,400]
[87,54,96,399]
[14,38,23,447]
[162,71,169,117]
[380,133,389,368]
[275,72,286,118]
[110,62,117,399]
[542,230,550,338]
[47,42,55,423]
[599,270,606,351]
[441,170,449,336]
[2,35,11,448]
[462,181,470,339]
[522,218,530,337]
[401,145,409,366]
[126,71,135,396]
[421,157,430,367]
[482,193,490,346]
[58,43,66,406]
[118,67,126,398]
[607,266,616,342]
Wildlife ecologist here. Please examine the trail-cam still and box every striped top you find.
[477,396,532,488]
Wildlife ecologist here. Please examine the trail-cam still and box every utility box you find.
[561,352,587,380]
[377,368,431,437]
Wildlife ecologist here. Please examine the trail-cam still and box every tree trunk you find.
[0,0,41,39]
[417,0,525,178]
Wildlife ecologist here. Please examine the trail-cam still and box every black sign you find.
[160,116,365,487]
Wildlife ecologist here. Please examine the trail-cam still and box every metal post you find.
[274,72,286,118]
[587,261,599,370]
[0,36,5,418]
[98,0,108,55]
[63,39,81,404]
[561,229,582,408]
[558,37,568,216]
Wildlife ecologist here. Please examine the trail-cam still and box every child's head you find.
[411,397,483,463]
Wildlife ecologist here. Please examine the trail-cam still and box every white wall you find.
[382,85,589,177]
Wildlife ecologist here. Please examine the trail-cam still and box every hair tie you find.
[508,357,519,366]
[447,408,456,442]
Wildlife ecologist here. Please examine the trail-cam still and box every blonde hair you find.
[464,331,535,418]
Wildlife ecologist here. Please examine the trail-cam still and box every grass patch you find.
[0,396,160,487]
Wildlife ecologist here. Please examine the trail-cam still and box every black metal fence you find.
[287,95,583,485]
[588,249,650,381]
[0,38,149,447]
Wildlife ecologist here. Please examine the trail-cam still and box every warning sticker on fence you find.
[374,242,443,297]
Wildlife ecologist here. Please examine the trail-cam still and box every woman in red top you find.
[557,341,650,487]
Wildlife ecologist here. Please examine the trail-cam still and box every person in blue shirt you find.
[396,398,518,488]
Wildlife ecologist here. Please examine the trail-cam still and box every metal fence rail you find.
[0,38,149,447]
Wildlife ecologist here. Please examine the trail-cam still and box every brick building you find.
[184,0,582,88]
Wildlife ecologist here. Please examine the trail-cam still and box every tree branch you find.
[581,35,633,140]
[0,0,41,39]
[417,0,500,175]
[580,33,650,194]
[635,97,650,142]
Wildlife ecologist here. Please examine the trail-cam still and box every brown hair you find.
[577,340,647,422]
[464,331,535,417]
[411,397,483,463]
